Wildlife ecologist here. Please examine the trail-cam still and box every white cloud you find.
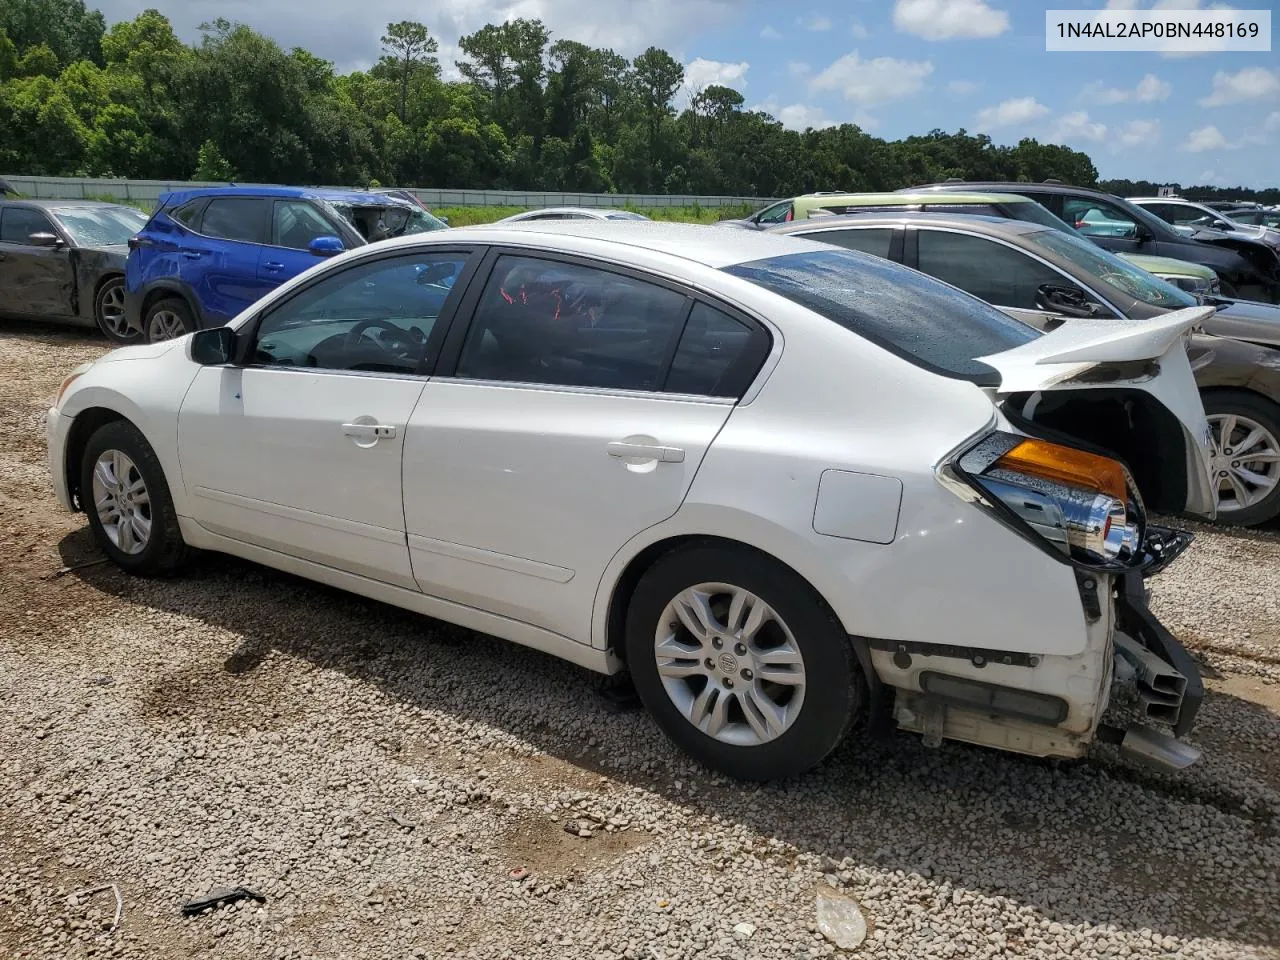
[849,20,869,39]
[1266,111,1280,132]
[787,61,812,78]
[811,51,934,105]
[948,79,980,96]
[892,0,1010,40]
[1081,73,1170,105]
[1050,110,1108,143]
[798,13,832,31]
[682,57,749,101]
[754,97,837,131]
[760,25,783,39]
[974,96,1050,130]
[1181,125,1236,152]
[1200,67,1280,107]
[1117,118,1161,147]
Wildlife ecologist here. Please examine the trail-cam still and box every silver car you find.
[1131,197,1280,253]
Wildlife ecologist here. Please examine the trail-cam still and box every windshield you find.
[51,206,148,246]
[1025,229,1197,310]
[724,248,1039,384]
[327,202,448,243]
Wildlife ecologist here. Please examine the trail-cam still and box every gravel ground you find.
[1,320,1278,960]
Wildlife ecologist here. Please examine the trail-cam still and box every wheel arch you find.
[140,284,201,328]
[63,406,130,511]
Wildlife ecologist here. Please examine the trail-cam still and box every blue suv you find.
[125,186,448,342]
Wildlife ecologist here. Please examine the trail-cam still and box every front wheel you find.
[80,419,188,575]
[1204,389,1280,527]
[93,277,138,344]
[624,543,862,781]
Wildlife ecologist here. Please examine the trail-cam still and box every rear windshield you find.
[1000,200,1075,234]
[723,248,1039,384]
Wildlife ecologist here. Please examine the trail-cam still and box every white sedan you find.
[47,222,1216,779]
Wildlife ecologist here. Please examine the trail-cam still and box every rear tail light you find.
[946,432,1145,567]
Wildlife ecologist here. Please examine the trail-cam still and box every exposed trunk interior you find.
[1002,389,1190,516]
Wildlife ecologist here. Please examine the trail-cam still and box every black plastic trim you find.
[918,670,1070,725]
[1116,570,1203,738]
[867,636,1042,669]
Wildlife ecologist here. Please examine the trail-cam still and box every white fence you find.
[1,176,773,211]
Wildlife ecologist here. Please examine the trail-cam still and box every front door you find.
[177,248,476,588]
[0,206,73,319]
[403,252,769,643]
[257,199,349,291]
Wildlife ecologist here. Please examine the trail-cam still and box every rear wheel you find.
[93,277,138,344]
[1204,390,1280,527]
[144,297,196,343]
[624,543,861,781]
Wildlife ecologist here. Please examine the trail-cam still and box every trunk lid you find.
[978,306,1217,519]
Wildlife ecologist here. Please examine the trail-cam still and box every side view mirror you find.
[1212,219,1231,231]
[437,215,449,225]
[308,235,345,257]
[1036,283,1100,319]
[28,231,62,248]
[191,326,235,365]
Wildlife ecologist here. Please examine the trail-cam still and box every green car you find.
[721,192,1222,296]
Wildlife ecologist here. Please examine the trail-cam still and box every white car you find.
[494,207,651,223]
[47,222,1217,779]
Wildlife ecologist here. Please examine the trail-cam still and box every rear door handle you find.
[263,261,285,273]
[181,250,203,259]
[607,441,685,463]
[342,423,396,440]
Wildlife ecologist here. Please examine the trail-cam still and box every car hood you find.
[97,339,183,364]
[1122,253,1215,280]
[1204,297,1280,348]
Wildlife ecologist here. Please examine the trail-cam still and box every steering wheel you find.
[344,318,423,359]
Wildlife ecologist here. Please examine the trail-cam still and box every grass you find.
[23,192,759,226]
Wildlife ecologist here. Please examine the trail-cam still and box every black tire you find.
[143,296,196,343]
[80,419,188,576]
[93,277,138,344]
[624,543,862,781]
[1203,390,1280,527]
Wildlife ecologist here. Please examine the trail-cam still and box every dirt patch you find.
[495,812,648,879]
[139,653,298,732]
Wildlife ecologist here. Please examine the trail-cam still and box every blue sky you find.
[92,0,1280,187]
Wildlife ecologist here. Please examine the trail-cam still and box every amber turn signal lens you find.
[993,439,1128,502]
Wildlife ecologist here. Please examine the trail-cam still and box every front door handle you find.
[343,423,396,440]
[263,261,285,273]
[607,440,685,463]
[181,250,203,259]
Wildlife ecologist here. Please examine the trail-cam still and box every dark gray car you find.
[0,199,150,343]
[771,212,1280,527]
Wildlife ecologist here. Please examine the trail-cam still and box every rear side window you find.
[805,228,895,259]
[455,255,689,391]
[724,248,1038,384]
[665,303,768,397]
[0,207,55,243]
[200,197,272,244]
[170,200,205,228]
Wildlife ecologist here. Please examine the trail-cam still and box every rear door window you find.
[804,228,895,259]
[200,197,272,244]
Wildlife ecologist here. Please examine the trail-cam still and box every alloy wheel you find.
[91,449,151,555]
[147,310,187,342]
[653,582,807,747]
[1207,412,1280,513]
[97,282,136,340]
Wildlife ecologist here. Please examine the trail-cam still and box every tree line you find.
[1,0,1275,203]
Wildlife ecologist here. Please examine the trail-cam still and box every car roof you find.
[914,180,1113,198]
[798,191,1033,205]
[772,211,1046,237]
[0,198,130,211]
[158,185,412,207]
[509,207,636,217]
[358,219,832,268]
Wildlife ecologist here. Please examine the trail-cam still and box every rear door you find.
[0,206,74,319]
[401,250,770,643]
[186,196,274,323]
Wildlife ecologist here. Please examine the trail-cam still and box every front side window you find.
[200,197,272,244]
[917,230,1066,310]
[273,200,341,251]
[0,207,56,243]
[1025,229,1197,310]
[455,255,689,391]
[754,200,794,225]
[252,253,469,374]
[52,206,148,246]
[724,248,1038,384]
[1062,197,1140,240]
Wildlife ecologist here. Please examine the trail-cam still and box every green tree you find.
[193,138,236,180]
[376,20,437,124]
[0,0,105,67]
